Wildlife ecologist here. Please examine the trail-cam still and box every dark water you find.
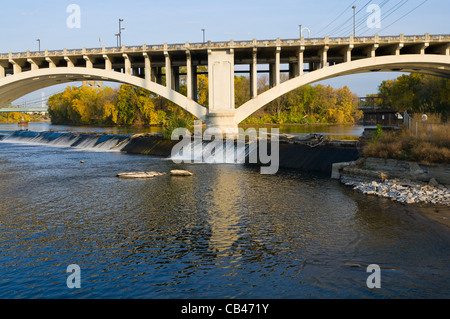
[0,129,449,299]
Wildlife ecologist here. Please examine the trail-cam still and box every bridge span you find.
[0,107,48,113]
[1,33,449,132]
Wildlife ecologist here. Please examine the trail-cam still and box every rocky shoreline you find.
[332,157,450,206]
[341,175,449,205]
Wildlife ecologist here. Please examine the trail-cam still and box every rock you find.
[80,160,85,163]
[429,178,439,187]
[117,171,166,179]
[170,170,193,176]
[331,162,352,179]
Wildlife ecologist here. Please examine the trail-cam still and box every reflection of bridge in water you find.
[0,33,449,132]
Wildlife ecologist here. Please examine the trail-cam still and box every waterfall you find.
[2,131,132,152]
[170,139,256,164]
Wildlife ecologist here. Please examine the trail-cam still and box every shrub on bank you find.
[362,128,450,164]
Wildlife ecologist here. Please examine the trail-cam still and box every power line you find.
[316,0,358,36]
[327,0,372,37]
[363,0,409,35]
[340,0,390,36]
[373,0,428,34]
[351,0,401,36]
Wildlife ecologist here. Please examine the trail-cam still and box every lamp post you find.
[36,39,40,53]
[202,29,205,43]
[299,25,310,39]
[352,6,356,37]
[118,19,125,47]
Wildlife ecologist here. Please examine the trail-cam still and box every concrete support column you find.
[186,50,193,99]
[344,45,353,62]
[155,67,163,85]
[143,52,151,82]
[123,54,131,75]
[84,55,93,68]
[368,44,379,58]
[419,42,429,55]
[250,48,258,98]
[0,64,4,78]
[173,66,180,92]
[208,49,235,112]
[164,48,172,89]
[64,56,74,68]
[192,64,198,101]
[269,63,275,88]
[103,55,112,71]
[298,46,305,76]
[11,60,22,74]
[27,58,39,71]
[289,62,297,79]
[394,36,404,55]
[9,53,21,75]
[275,46,281,86]
[206,49,237,133]
[321,46,329,68]
[46,57,56,69]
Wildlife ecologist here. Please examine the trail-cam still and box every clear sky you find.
[1,0,449,106]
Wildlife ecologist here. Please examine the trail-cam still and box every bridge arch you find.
[0,67,208,121]
[234,55,450,124]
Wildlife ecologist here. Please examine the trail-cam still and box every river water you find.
[0,123,448,299]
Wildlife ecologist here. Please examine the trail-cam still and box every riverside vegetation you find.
[46,68,363,132]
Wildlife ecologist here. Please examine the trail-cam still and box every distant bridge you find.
[1,33,449,132]
[0,107,48,113]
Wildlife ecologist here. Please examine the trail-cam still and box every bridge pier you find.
[206,49,238,134]
[205,111,238,135]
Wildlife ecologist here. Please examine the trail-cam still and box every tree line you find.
[238,75,362,125]
[364,73,450,120]
[47,70,363,127]
[46,72,450,127]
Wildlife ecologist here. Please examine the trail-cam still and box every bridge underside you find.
[235,55,450,124]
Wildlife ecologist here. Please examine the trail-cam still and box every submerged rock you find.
[170,170,194,176]
[117,171,166,179]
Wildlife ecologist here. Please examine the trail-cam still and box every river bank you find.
[332,157,450,229]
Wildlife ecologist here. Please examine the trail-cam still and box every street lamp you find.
[118,19,125,47]
[36,39,40,53]
[299,25,310,39]
[352,6,356,37]
[202,29,205,43]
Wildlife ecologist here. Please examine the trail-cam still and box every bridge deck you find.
[0,108,48,113]
[1,34,449,72]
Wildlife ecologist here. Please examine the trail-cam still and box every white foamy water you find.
[2,131,131,152]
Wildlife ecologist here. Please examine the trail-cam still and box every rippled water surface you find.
[0,134,449,299]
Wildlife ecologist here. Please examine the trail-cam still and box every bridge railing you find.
[1,34,450,58]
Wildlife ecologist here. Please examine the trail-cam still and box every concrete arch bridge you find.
[0,33,449,132]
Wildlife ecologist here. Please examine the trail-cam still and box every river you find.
[0,122,448,299]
